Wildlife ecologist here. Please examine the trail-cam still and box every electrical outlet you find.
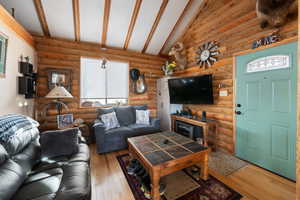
[219,90,228,97]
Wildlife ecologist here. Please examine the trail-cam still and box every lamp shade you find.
[45,86,73,98]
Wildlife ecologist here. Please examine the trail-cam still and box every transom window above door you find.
[80,57,129,107]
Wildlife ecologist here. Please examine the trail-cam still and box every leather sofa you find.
[0,123,91,200]
[94,105,161,154]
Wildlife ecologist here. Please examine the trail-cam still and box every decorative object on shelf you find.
[252,31,280,49]
[256,0,297,28]
[46,68,72,92]
[162,61,177,76]
[57,114,74,129]
[196,41,219,68]
[135,73,147,94]
[0,32,8,78]
[18,56,37,98]
[168,42,187,70]
[42,84,73,125]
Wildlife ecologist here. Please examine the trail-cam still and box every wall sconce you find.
[18,101,28,107]
[18,102,23,107]
[18,100,30,116]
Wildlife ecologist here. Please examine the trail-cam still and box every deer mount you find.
[256,0,298,28]
[168,42,187,70]
[195,41,220,68]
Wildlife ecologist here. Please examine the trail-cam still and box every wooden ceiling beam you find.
[142,0,169,53]
[33,0,50,37]
[72,0,80,42]
[34,36,167,65]
[101,0,111,47]
[159,0,194,55]
[123,0,142,50]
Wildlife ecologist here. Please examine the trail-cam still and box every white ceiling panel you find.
[146,0,189,55]
[0,0,202,56]
[42,0,75,40]
[0,0,43,35]
[127,0,162,52]
[79,0,104,43]
[162,0,204,54]
[106,0,135,48]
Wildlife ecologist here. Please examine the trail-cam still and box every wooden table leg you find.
[128,144,133,159]
[203,125,209,147]
[151,172,160,200]
[200,153,209,181]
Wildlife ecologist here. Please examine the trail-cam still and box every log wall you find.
[34,36,166,130]
[176,0,298,153]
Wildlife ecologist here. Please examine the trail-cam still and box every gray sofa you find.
[93,105,160,154]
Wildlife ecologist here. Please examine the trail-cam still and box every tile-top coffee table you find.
[128,131,210,200]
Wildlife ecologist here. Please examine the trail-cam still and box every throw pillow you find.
[136,110,150,125]
[101,112,120,130]
[40,128,79,158]
[133,105,148,122]
[96,107,114,120]
[114,106,135,126]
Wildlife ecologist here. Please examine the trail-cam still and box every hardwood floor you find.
[90,144,295,200]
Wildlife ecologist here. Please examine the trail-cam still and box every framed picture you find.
[46,68,72,92]
[57,114,74,129]
[0,32,8,78]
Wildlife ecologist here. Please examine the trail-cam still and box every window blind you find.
[80,57,129,100]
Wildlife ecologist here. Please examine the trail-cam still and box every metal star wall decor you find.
[196,41,220,68]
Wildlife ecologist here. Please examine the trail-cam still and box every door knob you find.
[236,104,241,107]
[235,111,242,115]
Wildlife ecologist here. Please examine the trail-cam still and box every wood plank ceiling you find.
[0,0,204,55]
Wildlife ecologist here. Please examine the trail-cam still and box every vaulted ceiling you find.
[0,0,203,55]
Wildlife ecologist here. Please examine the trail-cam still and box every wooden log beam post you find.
[33,0,50,37]
[72,0,80,42]
[142,0,169,53]
[123,0,142,49]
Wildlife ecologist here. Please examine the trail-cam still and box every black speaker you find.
[201,111,207,122]
[19,62,33,75]
[18,76,36,99]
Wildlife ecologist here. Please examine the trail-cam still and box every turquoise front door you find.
[235,42,297,180]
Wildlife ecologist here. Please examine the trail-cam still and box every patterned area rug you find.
[117,154,242,200]
[209,151,249,176]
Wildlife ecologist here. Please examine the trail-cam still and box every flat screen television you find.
[168,75,213,104]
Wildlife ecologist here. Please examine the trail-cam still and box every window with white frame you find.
[80,57,129,107]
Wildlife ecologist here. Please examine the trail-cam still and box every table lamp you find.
[45,85,73,115]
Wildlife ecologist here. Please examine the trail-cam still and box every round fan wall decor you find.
[196,41,220,68]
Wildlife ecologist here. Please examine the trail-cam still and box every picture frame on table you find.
[57,114,74,129]
[0,32,8,78]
